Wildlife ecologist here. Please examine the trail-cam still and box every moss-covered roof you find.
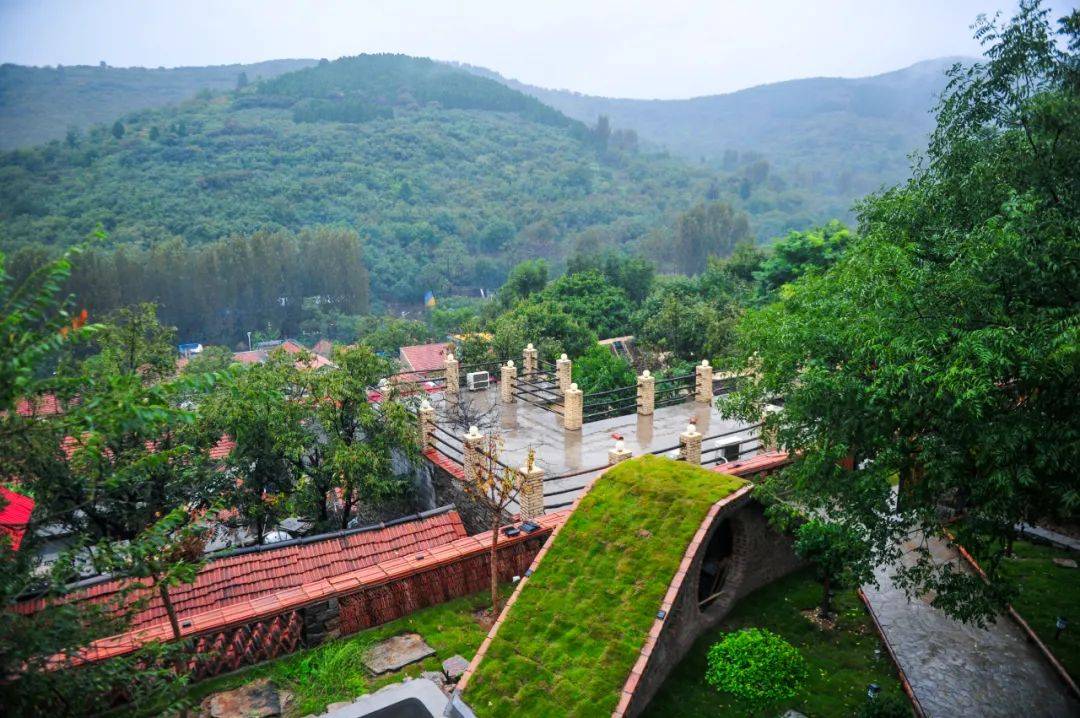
[463,455,747,716]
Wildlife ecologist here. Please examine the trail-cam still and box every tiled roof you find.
[312,339,334,357]
[17,507,468,633]
[713,450,791,477]
[0,487,34,551]
[234,340,335,370]
[47,510,567,665]
[15,393,64,417]
[399,342,451,373]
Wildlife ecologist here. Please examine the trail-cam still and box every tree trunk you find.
[489,512,500,612]
[159,581,182,640]
[819,574,832,618]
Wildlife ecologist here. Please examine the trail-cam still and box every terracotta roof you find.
[17,507,468,632]
[234,340,335,370]
[713,450,792,477]
[0,487,34,551]
[15,393,64,417]
[312,339,334,357]
[399,342,451,373]
[47,510,567,665]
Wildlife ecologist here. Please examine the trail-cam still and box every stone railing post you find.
[695,359,714,403]
[444,352,460,398]
[500,360,517,404]
[522,343,538,376]
[463,425,485,484]
[608,440,633,464]
[637,370,655,416]
[556,353,572,393]
[418,400,436,451]
[761,404,782,452]
[680,424,702,464]
[563,382,583,431]
[518,451,545,520]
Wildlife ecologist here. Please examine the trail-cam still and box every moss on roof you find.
[463,455,747,717]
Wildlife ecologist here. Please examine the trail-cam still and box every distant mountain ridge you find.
[0,59,318,149]
[461,57,973,200]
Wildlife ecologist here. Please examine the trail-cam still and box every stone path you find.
[1018,523,1080,553]
[861,533,1080,717]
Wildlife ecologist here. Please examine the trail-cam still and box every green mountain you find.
[0,59,319,150]
[464,57,968,208]
[0,54,718,305]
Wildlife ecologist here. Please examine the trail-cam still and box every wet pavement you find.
[862,533,1080,717]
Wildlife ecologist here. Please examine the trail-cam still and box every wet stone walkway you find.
[862,534,1079,717]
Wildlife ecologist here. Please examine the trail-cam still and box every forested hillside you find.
[0,59,317,149]
[0,54,737,332]
[465,58,967,220]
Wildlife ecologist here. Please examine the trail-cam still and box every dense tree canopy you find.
[723,1,1079,622]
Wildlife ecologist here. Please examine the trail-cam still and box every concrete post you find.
[680,423,702,464]
[563,382,583,431]
[518,450,545,520]
[500,360,517,404]
[608,440,633,465]
[522,343,538,376]
[463,425,485,484]
[444,352,460,398]
[695,359,714,404]
[418,400,436,451]
[556,353,572,393]
[637,370,655,416]
[760,404,782,452]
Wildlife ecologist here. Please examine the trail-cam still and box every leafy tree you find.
[793,519,871,617]
[491,299,595,362]
[80,302,177,382]
[673,201,751,275]
[566,250,655,304]
[722,1,1080,622]
[198,353,298,544]
[358,316,434,356]
[285,345,417,529]
[705,628,808,708]
[571,343,635,394]
[111,120,124,139]
[236,71,249,89]
[500,259,549,305]
[0,248,196,715]
[634,281,738,361]
[181,344,235,374]
[540,270,632,338]
[753,220,851,297]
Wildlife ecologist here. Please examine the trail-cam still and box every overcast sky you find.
[0,0,1071,99]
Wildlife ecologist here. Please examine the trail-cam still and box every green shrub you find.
[705,628,808,708]
[857,692,912,718]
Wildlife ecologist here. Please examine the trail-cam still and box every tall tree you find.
[722,1,1079,622]
[673,201,752,275]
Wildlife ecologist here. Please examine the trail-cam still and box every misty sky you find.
[0,0,1072,99]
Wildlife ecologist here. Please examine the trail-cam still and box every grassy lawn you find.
[464,455,747,717]
[126,587,510,717]
[998,540,1080,681]
[644,568,905,717]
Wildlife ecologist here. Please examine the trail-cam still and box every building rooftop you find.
[17,506,467,633]
[461,456,747,716]
[399,342,452,373]
[0,487,34,551]
[233,339,335,370]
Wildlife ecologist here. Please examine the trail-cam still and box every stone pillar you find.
[555,353,572,393]
[500,360,517,404]
[463,425,485,484]
[637,370,655,416]
[608,440,633,464]
[563,382,583,431]
[518,451,545,520]
[444,352,460,398]
[522,343,538,376]
[695,359,714,404]
[680,424,702,464]
[418,400,436,451]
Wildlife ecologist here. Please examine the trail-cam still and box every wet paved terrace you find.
[423,385,762,510]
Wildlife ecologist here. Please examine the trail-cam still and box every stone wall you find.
[429,462,506,534]
[622,496,804,717]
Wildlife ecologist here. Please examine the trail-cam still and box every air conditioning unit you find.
[466,371,490,391]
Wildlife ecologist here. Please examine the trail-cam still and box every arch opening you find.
[697,518,733,609]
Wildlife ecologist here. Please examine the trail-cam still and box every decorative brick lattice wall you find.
[337,536,544,634]
[191,610,304,680]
